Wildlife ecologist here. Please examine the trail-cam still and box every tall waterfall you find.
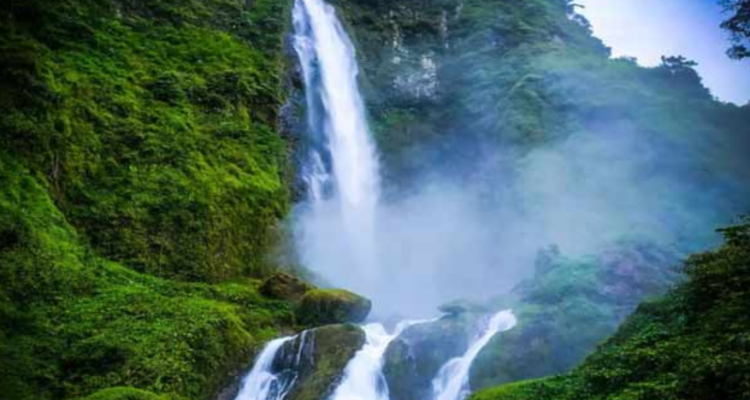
[293,0,380,231]
[431,311,517,400]
[293,0,381,297]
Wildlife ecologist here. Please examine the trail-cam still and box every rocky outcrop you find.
[273,324,366,400]
[382,312,485,400]
[260,273,314,302]
[296,289,372,325]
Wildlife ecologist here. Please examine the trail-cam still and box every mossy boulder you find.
[260,273,314,302]
[75,387,174,400]
[383,313,483,400]
[273,324,366,400]
[296,289,372,325]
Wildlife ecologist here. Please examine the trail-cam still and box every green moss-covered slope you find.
[1,0,292,282]
[0,1,301,399]
[470,220,750,400]
[0,152,297,400]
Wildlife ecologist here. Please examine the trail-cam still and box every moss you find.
[0,0,293,282]
[259,272,314,302]
[296,289,372,326]
[74,387,176,400]
[0,0,300,398]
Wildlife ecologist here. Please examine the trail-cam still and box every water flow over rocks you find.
[235,337,296,400]
[431,311,517,400]
[330,320,435,400]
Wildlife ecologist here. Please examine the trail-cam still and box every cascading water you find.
[293,0,381,295]
[330,320,435,400]
[235,337,296,400]
[431,311,517,400]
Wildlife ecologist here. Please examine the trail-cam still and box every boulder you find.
[296,289,371,325]
[383,313,482,400]
[273,324,366,400]
[259,272,314,301]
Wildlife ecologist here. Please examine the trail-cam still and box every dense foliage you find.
[0,0,300,399]
[0,0,292,282]
[470,220,750,400]
[721,0,750,58]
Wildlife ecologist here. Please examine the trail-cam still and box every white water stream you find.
[431,311,517,400]
[233,2,519,400]
[235,337,295,400]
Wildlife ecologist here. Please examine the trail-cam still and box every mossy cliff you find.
[0,0,306,399]
[470,221,750,400]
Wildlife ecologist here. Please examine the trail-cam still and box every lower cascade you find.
[235,312,516,400]
[330,320,435,400]
[431,311,518,400]
[328,324,396,400]
[235,337,296,400]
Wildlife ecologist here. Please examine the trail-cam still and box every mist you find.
[293,120,745,317]
[289,0,749,318]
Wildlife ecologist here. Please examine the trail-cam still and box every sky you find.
[576,0,750,104]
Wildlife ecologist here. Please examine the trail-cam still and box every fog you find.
[290,0,749,318]
[294,122,746,317]
[576,0,750,104]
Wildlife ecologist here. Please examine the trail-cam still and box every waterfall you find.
[293,0,380,219]
[293,0,381,294]
[431,311,517,400]
[235,337,296,400]
[330,320,434,400]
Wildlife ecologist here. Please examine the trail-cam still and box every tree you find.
[719,0,750,59]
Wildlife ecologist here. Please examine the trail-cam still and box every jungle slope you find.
[0,0,302,399]
[470,220,750,400]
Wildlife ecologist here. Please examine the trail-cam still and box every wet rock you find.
[383,313,482,400]
[260,272,314,302]
[296,289,372,325]
[274,324,366,400]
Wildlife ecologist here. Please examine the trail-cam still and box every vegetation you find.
[333,0,750,215]
[0,0,301,400]
[470,220,750,400]
[469,243,680,389]
[720,0,750,58]
[0,0,293,282]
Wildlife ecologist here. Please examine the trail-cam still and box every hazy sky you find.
[576,0,750,104]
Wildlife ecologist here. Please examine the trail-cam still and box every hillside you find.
[470,220,750,400]
[1,0,749,400]
[0,1,300,399]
